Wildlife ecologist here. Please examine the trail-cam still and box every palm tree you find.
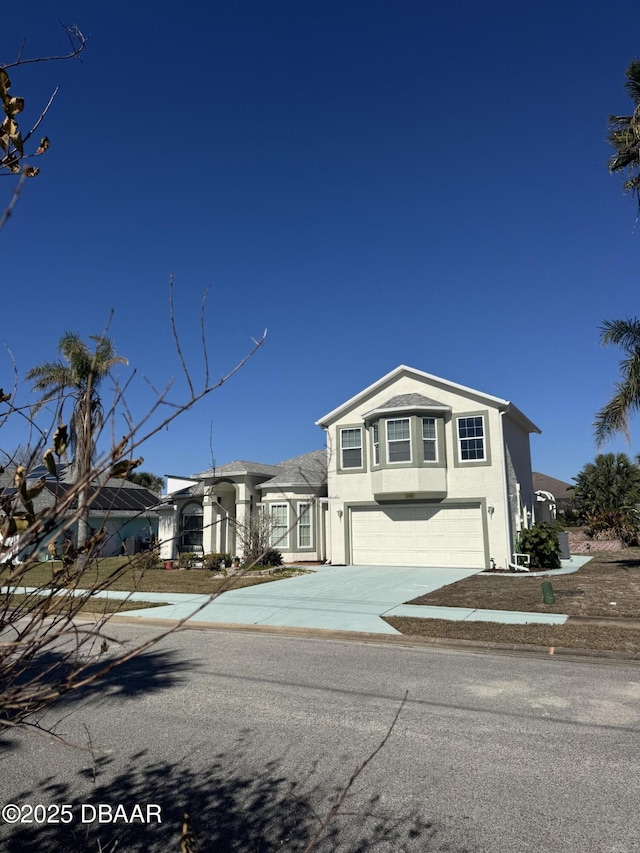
[26,333,128,558]
[608,60,640,208]
[594,318,640,445]
[594,63,640,444]
[571,452,640,542]
[127,471,165,493]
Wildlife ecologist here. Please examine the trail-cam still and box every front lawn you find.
[6,558,310,596]
[384,617,640,654]
[5,593,167,615]
[385,550,640,654]
[405,549,640,618]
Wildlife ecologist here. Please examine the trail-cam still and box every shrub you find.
[260,548,283,568]
[132,550,162,571]
[178,551,198,569]
[584,509,640,544]
[203,552,231,570]
[517,523,561,569]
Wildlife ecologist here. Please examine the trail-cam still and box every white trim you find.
[362,403,450,419]
[340,427,363,469]
[457,415,486,462]
[270,503,289,549]
[422,416,438,462]
[316,364,541,434]
[386,417,412,464]
[372,423,380,466]
[297,501,313,549]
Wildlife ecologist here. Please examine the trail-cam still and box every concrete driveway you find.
[124,565,483,634]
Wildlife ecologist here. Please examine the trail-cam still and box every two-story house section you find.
[316,365,541,570]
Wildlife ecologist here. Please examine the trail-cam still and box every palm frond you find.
[599,318,640,351]
[624,60,640,104]
[594,390,632,445]
[595,319,640,446]
[607,62,640,204]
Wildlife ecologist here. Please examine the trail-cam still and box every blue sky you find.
[3,0,640,485]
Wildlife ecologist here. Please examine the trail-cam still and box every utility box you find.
[557,531,570,560]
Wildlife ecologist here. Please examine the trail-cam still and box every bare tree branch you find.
[2,24,87,71]
[302,691,409,852]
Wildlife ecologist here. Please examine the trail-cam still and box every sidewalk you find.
[54,565,573,634]
[7,559,594,635]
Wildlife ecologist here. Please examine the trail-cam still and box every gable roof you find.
[532,472,573,501]
[316,365,540,433]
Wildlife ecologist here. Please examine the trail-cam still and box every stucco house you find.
[159,365,541,570]
[317,365,540,569]
[157,450,328,563]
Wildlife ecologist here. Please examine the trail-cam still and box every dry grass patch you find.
[407,549,640,619]
[13,559,308,596]
[384,616,640,654]
[5,593,166,615]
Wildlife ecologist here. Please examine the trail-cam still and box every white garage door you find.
[350,504,485,568]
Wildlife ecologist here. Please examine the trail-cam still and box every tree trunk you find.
[75,382,94,573]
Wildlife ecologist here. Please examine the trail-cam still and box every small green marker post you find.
[541,581,555,605]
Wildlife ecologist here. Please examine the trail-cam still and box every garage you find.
[349,503,486,568]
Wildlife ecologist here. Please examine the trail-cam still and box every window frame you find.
[270,502,289,549]
[371,423,380,466]
[386,417,412,464]
[297,502,313,549]
[457,415,486,462]
[421,416,438,463]
[340,426,363,470]
[180,501,204,550]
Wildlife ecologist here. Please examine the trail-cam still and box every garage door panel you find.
[350,504,484,568]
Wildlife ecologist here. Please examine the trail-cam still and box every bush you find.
[259,548,283,568]
[517,523,561,569]
[132,550,162,571]
[178,551,198,569]
[584,510,640,544]
[203,552,231,570]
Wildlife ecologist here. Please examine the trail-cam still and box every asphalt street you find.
[1,624,639,852]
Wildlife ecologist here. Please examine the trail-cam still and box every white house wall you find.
[261,486,325,562]
[158,505,177,559]
[323,372,533,568]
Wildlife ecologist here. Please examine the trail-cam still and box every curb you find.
[102,614,640,664]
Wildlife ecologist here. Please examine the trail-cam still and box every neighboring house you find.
[532,472,573,523]
[0,465,159,560]
[160,365,541,570]
[157,451,328,562]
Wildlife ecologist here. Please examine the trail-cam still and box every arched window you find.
[180,502,203,550]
